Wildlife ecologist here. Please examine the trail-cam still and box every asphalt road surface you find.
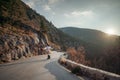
[0,51,85,80]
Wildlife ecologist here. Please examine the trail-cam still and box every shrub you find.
[71,66,83,75]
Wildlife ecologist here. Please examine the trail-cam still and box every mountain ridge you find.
[60,27,118,48]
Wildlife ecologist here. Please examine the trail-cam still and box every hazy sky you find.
[22,0,120,35]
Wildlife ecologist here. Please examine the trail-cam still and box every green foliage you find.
[40,20,48,33]
[117,36,120,46]
[0,0,12,10]
[71,66,82,75]
[0,29,4,35]
[1,0,11,2]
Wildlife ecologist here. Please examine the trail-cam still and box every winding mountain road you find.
[0,51,86,80]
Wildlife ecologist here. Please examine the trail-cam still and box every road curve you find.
[0,51,83,80]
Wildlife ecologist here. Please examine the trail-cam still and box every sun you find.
[105,28,115,35]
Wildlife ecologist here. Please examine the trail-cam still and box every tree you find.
[67,46,90,65]
[40,20,48,33]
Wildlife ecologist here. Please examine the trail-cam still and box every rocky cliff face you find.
[0,31,41,62]
[0,0,53,62]
[0,0,81,63]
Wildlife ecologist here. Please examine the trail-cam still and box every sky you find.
[22,0,120,35]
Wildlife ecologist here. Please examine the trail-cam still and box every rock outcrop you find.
[0,31,43,62]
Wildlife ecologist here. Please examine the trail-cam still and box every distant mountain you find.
[60,27,118,48]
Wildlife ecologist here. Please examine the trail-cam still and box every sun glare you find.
[106,28,115,35]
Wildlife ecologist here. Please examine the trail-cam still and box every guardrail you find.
[59,56,120,80]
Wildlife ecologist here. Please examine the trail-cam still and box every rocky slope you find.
[0,0,82,63]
